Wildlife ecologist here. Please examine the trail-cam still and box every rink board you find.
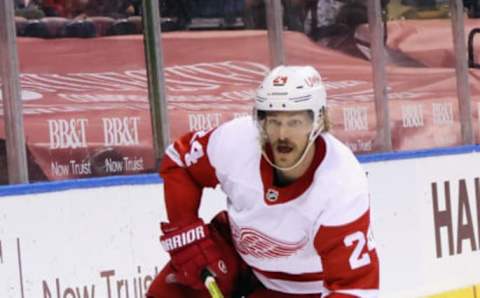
[1,146,480,297]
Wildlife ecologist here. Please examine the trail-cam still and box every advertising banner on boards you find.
[0,149,480,297]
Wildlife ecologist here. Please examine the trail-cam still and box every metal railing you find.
[142,0,170,167]
[0,0,28,184]
[449,0,474,145]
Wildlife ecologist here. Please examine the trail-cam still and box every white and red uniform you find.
[161,116,379,298]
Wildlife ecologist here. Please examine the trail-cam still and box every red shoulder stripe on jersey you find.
[160,129,220,223]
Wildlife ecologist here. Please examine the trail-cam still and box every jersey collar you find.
[260,135,327,205]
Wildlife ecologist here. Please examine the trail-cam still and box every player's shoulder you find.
[313,134,370,226]
[315,133,367,196]
[207,116,260,166]
[210,116,257,144]
[321,133,363,174]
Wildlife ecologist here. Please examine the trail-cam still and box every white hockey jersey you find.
[162,116,379,298]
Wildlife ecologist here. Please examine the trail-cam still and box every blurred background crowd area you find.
[13,0,480,39]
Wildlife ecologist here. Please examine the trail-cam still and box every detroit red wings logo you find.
[230,220,307,259]
[273,76,288,86]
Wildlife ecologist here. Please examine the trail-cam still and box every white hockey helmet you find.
[254,65,327,139]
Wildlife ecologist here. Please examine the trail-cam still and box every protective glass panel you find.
[380,0,462,151]
[283,0,479,153]
[380,0,480,150]
[10,0,152,183]
[280,0,381,153]
[161,0,270,140]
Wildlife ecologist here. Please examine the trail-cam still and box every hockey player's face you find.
[263,111,313,167]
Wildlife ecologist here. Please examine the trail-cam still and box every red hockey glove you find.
[160,219,233,291]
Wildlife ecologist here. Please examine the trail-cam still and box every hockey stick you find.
[201,269,224,298]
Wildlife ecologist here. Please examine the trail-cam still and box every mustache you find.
[274,140,295,154]
[276,139,293,146]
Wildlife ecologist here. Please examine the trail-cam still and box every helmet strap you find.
[260,124,321,172]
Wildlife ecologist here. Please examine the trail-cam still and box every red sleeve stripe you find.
[252,267,324,282]
[165,144,185,167]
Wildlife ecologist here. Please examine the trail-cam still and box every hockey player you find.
[147,65,379,298]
